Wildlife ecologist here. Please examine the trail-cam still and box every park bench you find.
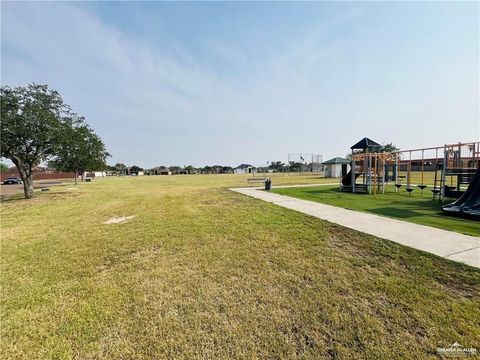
[247,177,272,190]
[247,177,267,184]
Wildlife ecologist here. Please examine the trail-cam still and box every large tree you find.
[288,161,302,172]
[1,84,72,198]
[1,83,109,197]
[346,143,400,160]
[129,165,143,175]
[49,119,110,184]
[185,165,196,174]
[269,161,285,172]
[380,143,400,153]
[114,163,128,175]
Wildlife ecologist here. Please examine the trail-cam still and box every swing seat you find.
[417,185,427,190]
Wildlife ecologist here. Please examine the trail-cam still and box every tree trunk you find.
[74,170,78,185]
[22,174,34,199]
[12,160,34,199]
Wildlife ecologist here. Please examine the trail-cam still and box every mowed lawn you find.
[272,185,480,237]
[1,175,479,359]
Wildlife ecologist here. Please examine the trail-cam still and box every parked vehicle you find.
[3,176,23,185]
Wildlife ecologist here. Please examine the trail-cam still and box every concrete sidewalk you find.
[244,183,339,189]
[230,187,480,268]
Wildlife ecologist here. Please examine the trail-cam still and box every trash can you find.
[265,178,271,191]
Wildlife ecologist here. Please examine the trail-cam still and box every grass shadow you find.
[366,207,426,219]
[389,199,444,212]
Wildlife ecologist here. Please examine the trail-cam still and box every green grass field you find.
[1,175,479,359]
[271,184,480,237]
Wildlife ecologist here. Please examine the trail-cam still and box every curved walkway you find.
[230,186,480,268]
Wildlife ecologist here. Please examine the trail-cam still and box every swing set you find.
[343,138,480,200]
[391,141,480,200]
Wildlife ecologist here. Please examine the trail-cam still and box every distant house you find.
[321,157,350,178]
[126,166,144,176]
[234,164,256,174]
[159,168,172,175]
[147,166,171,175]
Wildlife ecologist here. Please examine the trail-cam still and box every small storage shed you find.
[322,157,350,178]
[234,164,255,174]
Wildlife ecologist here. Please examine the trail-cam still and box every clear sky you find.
[2,1,479,168]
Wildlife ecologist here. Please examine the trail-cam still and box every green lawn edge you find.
[271,185,480,237]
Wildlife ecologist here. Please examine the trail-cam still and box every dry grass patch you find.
[1,174,479,359]
[103,215,136,225]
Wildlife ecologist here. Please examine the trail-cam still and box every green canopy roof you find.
[321,157,350,165]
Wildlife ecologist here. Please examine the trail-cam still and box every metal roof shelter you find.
[235,164,253,169]
[350,137,382,151]
[321,157,350,165]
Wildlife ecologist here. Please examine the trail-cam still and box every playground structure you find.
[341,139,480,205]
[341,137,391,196]
[391,142,479,200]
[442,168,480,219]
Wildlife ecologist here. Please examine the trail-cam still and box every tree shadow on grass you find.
[304,187,369,196]
[0,193,26,203]
[366,207,427,219]
[389,199,444,212]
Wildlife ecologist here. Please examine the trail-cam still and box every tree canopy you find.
[1,83,109,198]
[346,143,400,160]
[49,119,110,183]
[129,165,143,174]
[269,161,285,172]
[114,163,128,174]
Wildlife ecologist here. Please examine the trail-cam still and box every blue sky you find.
[2,1,479,168]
